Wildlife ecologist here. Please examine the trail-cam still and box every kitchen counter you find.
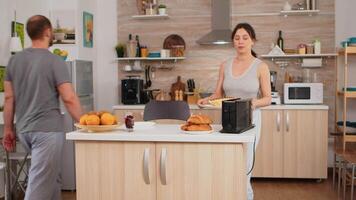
[66,124,255,143]
[68,124,252,200]
[113,104,329,110]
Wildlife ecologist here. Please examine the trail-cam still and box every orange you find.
[97,110,110,118]
[79,114,89,125]
[85,115,100,125]
[100,113,116,125]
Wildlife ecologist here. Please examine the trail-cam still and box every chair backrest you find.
[143,100,190,121]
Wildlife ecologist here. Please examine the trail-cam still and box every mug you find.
[124,64,132,71]
[160,49,170,58]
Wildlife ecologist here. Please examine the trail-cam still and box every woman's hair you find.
[231,23,257,58]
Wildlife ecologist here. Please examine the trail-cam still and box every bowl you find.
[74,123,121,132]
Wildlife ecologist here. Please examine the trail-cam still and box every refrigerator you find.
[61,60,94,190]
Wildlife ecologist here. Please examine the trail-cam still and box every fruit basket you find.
[74,123,121,132]
[76,111,120,132]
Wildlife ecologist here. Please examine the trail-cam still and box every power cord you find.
[246,133,256,175]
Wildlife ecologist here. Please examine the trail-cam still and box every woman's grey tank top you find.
[223,57,262,99]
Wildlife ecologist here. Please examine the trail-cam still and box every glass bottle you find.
[135,35,141,57]
[277,30,284,51]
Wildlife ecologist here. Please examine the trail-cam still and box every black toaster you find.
[220,98,254,134]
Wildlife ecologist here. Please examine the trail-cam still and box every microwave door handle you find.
[277,112,281,132]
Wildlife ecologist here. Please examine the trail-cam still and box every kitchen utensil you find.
[74,123,121,132]
[170,76,186,100]
[270,71,277,92]
[133,60,142,71]
[220,99,254,134]
[147,65,152,87]
[160,49,170,58]
[187,79,196,92]
[163,34,186,53]
[121,78,144,105]
[124,64,132,71]
[141,89,160,103]
[144,66,148,89]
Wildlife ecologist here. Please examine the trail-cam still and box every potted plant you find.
[115,43,125,58]
[158,4,167,15]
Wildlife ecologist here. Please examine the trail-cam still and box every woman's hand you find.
[251,98,257,110]
[197,97,210,106]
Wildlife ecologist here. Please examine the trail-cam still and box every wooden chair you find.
[333,136,356,200]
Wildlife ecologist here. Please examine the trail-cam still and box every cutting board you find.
[170,76,186,100]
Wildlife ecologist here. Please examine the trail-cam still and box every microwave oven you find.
[284,83,323,104]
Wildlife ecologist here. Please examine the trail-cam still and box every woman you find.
[198,23,271,200]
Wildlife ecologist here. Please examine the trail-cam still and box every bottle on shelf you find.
[126,34,137,57]
[313,38,321,54]
[135,35,141,57]
[277,30,284,52]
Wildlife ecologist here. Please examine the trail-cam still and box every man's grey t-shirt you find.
[5,48,71,134]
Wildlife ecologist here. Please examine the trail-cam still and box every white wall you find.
[335,0,356,46]
[0,0,50,66]
[95,0,118,110]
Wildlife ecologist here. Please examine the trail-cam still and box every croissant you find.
[180,123,212,131]
[187,114,212,125]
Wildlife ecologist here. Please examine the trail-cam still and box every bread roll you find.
[187,114,212,125]
[180,123,212,131]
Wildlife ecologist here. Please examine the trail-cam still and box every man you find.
[2,15,83,200]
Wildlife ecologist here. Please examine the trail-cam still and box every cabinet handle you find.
[143,148,150,184]
[160,148,167,185]
[277,112,281,132]
[286,112,290,132]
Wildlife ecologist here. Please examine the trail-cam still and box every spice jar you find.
[140,46,148,57]
[171,45,185,57]
[298,44,307,55]
[306,44,314,54]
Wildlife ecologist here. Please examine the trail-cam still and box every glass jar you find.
[170,45,185,57]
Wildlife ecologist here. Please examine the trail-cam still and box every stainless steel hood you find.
[197,0,232,45]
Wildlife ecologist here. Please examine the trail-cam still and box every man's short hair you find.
[26,15,52,40]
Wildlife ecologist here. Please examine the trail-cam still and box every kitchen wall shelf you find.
[280,10,320,17]
[335,46,356,149]
[132,14,169,20]
[337,91,356,98]
[338,46,356,55]
[115,57,185,62]
[260,53,337,59]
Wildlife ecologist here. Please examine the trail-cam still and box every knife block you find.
[186,92,199,104]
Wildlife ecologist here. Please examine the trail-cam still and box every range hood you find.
[197,0,232,45]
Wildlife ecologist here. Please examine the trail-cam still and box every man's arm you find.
[57,83,83,122]
[3,81,16,152]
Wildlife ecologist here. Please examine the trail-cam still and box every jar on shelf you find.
[298,44,307,55]
[306,44,314,54]
[170,45,185,57]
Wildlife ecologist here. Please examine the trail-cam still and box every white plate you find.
[197,103,220,109]
[181,130,214,135]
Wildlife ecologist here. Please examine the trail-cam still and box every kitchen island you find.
[66,124,255,200]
